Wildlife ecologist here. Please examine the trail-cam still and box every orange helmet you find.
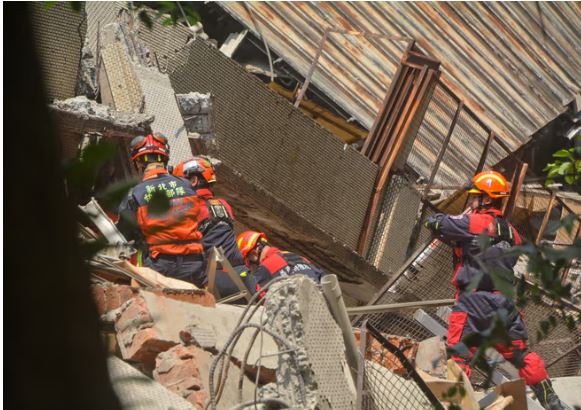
[173,156,216,184]
[130,133,169,161]
[467,170,510,199]
[236,230,267,259]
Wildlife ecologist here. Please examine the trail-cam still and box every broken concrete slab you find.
[415,336,447,379]
[176,92,214,139]
[551,376,581,408]
[262,276,356,409]
[107,355,194,410]
[95,284,215,322]
[49,96,153,138]
[114,289,278,371]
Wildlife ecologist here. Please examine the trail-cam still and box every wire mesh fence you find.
[355,234,581,381]
[359,323,443,410]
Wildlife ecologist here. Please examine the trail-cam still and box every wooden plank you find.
[447,359,479,410]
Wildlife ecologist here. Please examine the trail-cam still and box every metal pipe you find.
[356,322,367,410]
[346,299,455,316]
[321,274,360,383]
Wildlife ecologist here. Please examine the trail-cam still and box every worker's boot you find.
[530,379,566,410]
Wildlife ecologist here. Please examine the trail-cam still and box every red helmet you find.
[173,156,216,183]
[130,133,169,161]
[467,170,510,199]
[236,230,267,259]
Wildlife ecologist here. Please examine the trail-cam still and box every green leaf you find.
[96,176,140,210]
[64,141,117,191]
[557,161,573,175]
[553,149,574,159]
[547,166,561,177]
[544,178,555,187]
[185,14,200,26]
[138,10,153,29]
[565,175,576,184]
[161,17,174,26]
[157,1,176,10]
[148,190,170,214]
[43,1,57,10]
[69,1,82,12]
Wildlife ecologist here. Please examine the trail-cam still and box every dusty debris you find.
[415,335,447,379]
[176,92,214,139]
[77,45,98,99]
[354,328,419,377]
[51,96,153,128]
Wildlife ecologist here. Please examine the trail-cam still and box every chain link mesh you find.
[360,324,441,409]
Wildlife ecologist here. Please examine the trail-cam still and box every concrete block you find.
[263,276,356,409]
[108,355,194,410]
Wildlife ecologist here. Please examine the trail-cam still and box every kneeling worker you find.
[173,156,256,299]
[236,231,325,292]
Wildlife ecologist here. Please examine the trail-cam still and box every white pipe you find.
[321,274,360,382]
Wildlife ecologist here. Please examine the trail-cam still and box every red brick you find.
[115,295,177,366]
[92,283,136,316]
[354,329,418,376]
[151,288,215,307]
[154,345,209,409]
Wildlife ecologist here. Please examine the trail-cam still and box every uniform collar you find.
[142,166,168,181]
[261,246,280,261]
[195,188,214,199]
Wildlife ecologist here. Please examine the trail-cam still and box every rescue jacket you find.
[253,246,325,289]
[426,208,522,297]
[195,188,245,267]
[117,167,203,258]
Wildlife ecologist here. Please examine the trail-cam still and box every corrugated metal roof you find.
[220,2,581,151]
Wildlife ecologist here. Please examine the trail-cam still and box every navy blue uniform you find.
[426,208,549,386]
[253,247,325,291]
[196,188,256,299]
[117,167,206,286]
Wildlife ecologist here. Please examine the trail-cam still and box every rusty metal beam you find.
[504,162,528,220]
[424,101,463,193]
[295,28,413,109]
[358,69,433,254]
[358,54,440,255]
[475,130,495,174]
[294,28,329,108]
[535,191,557,245]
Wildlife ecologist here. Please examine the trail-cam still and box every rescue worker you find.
[236,231,325,293]
[117,133,206,287]
[425,170,564,410]
[173,156,256,299]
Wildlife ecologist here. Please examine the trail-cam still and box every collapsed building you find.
[29,2,581,409]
